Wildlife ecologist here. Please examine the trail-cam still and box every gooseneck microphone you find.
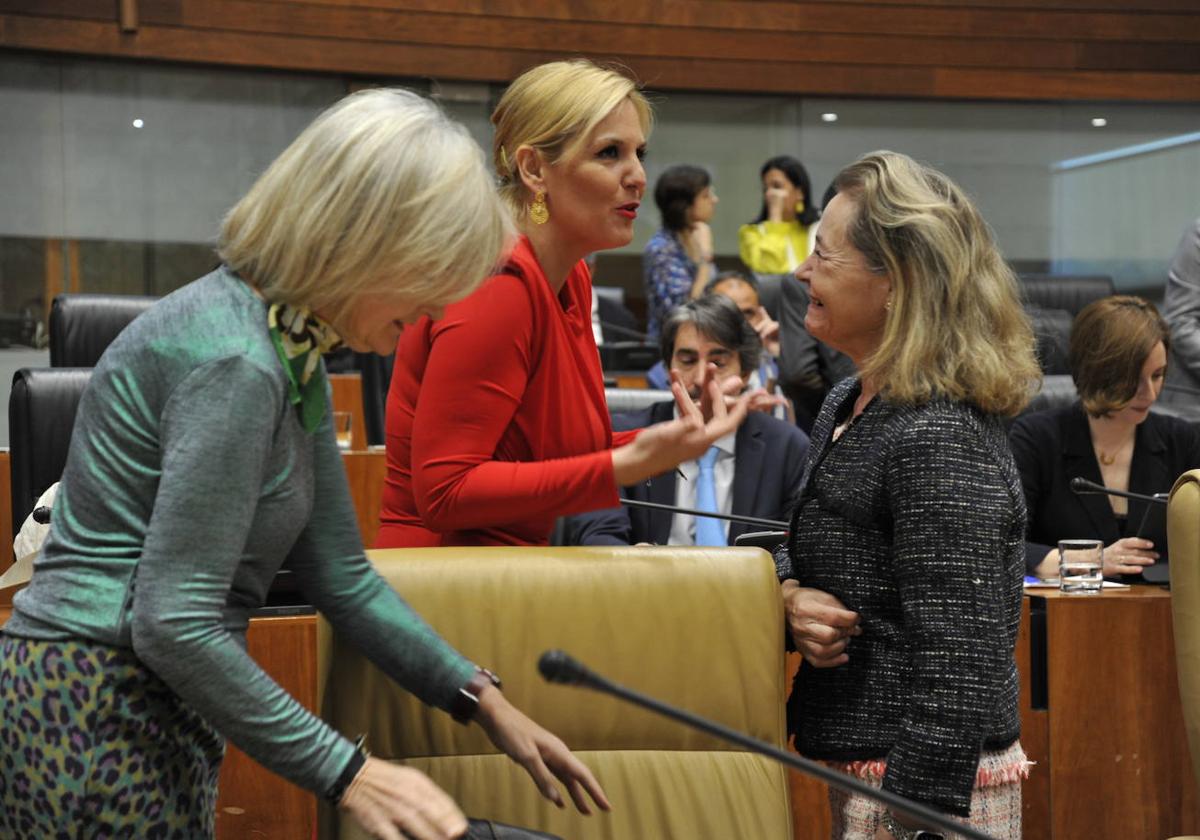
[538,650,997,840]
[618,498,789,531]
[1069,476,1167,506]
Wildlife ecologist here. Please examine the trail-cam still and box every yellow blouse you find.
[738,220,812,274]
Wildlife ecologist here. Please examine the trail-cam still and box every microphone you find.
[31,506,52,524]
[1069,476,1167,506]
[537,650,997,840]
[618,498,788,531]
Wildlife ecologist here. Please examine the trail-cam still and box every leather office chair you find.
[7,365,306,605]
[1027,306,1073,376]
[1022,374,1078,417]
[49,293,157,367]
[8,367,93,532]
[1167,470,1200,840]
[1018,273,1115,317]
[320,546,793,840]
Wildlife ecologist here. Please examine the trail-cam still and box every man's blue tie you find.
[694,445,727,547]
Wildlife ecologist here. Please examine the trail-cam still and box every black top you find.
[1008,403,1200,581]
[778,378,1024,816]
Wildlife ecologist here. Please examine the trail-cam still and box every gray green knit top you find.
[4,268,475,795]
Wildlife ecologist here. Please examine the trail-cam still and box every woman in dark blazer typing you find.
[777,151,1038,839]
[1010,296,1200,582]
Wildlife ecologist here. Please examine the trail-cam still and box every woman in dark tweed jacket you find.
[777,151,1040,840]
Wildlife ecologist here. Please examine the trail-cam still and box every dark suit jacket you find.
[1009,402,1200,578]
[565,401,809,545]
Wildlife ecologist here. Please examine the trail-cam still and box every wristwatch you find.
[449,666,502,724]
[324,734,369,804]
[881,812,945,840]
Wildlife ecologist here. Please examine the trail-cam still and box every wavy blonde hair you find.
[491,59,652,219]
[837,151,1040,416]
[219,88,511,322]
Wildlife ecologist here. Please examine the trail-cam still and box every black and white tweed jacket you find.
[778,377,1025,817]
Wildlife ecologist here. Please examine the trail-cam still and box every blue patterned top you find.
[643,228,711,340]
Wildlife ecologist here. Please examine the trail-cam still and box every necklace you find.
[1097,450,1116,466]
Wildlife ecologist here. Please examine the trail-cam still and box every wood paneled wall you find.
[2,0,1199,102]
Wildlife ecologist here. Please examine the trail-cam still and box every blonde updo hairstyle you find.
[491,59,652,220]
[219,88,511,322]
[836,151,1040,417]
[1070,295,1170,417]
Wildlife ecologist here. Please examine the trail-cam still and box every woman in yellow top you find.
[738,155,820,274]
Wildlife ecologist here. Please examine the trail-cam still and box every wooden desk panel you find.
[215,614,319,839]
[1014,598,1049,835]
[342,448,385,548]
[1023,588,1200,839]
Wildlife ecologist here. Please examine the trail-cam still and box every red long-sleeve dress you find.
[376,236,639,547]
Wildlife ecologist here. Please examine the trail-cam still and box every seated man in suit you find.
[566,294,810,546]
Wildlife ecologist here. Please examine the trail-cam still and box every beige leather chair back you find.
[321,546,792,839]
[1170,470,1200,792]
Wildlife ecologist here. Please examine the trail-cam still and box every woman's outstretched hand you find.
[474,685,611,815]
[339,757,468,840]
[611,372,751,485]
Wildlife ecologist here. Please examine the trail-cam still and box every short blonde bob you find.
[1070,295,1170,417]
[219,88,511,322]
[836,151,1040,417]
[491,59,653,219]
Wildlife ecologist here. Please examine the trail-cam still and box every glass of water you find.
[332,411,353,451]
[1058,539,1103,595]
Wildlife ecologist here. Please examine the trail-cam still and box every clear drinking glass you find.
[1058,539,1103,595]
[332,411,353,451]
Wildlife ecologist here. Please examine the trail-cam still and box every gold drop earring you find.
[529,191,550,225]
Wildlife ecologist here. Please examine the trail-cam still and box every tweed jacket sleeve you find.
[879,406,1026,813]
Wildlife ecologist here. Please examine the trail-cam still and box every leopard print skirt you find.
[0,633,225,838]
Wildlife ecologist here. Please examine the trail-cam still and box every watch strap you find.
[325,734,369,804]
[449,667,502,724]
[881,811,944,840]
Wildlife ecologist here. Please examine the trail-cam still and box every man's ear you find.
[514,145,546,194]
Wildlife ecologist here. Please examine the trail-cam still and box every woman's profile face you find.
[688,184,718,225]
[794,192,890,364]
[538,99,647,256]
[1112,340,1168,425]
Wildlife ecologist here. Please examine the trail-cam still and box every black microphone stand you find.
[539,650,997,840]
[1069,476,1167,506]
[618,497,788,531]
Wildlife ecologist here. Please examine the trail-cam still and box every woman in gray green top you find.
[0,89,608,840]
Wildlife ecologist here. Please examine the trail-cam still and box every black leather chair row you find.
[8,365,306,606]
[8,367,92,532]
[49,293,157,368]
[1018,274,1116,376]
[1019,273,1115,318]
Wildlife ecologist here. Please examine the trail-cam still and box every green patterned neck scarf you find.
[267,302,343,433]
